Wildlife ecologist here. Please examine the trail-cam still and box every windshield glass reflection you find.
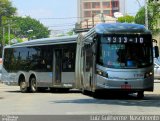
[98,36,153,69]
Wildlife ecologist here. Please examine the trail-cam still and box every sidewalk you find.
[154,79,160,83]
[0,82,5,86]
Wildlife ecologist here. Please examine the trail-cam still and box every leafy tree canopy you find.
[0,0,17,56]
[117,15,135,23]
[134,1,160,34]
[11,16,50,40]
[66,29,75,36]
[0,0,16,17]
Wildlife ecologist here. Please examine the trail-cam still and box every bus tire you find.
[81,88,87,95]
[30,77,37,93]
[137,91,144,99]
[50,88,56,92]
[20,81,28,93]
[92,91,99,98]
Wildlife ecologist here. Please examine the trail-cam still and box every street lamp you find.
[27,29,33,33]
[27,29,33,41]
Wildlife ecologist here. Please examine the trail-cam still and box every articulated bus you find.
[2,35,77,92]
[75,23,159,98]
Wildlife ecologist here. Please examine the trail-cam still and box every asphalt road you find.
[0,81,160,115]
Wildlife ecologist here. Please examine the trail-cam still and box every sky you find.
[11,0,77,32]
[10,0,145,32]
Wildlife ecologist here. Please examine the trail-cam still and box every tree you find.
[11,16,50,40]
[148,1,160,33]
[117,15,135,23]
[66,29,75,36]
[0,0,16,56]
[134,7,145,25]
[0,0,16,26]
[134,1,160,34]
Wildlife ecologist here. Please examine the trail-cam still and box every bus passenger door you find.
[54,49,62,84]
[84,45,94,91]
[53,47,75,87]
[61,48,75,86]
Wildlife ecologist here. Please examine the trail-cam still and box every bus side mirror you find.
[154,46,159,58]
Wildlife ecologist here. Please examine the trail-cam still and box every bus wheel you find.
[92,91,99,98]
[137,91,144,99]
[81,87,89,95]
[20,81,28,93]
[30,78,37,93]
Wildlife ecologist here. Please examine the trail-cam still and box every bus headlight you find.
[145,72,153,78]
[97,70,108,78]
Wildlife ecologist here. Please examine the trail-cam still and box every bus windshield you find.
[98,35,153,69]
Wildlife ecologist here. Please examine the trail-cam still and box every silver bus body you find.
[2,35,77,92]
[75,23,154,98]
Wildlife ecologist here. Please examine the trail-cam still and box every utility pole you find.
[92,14,94,27]
[2,26,5,48]
[124,0,126,22]
[145,0,149,29]
[100,13,105,23]
[8,20,11,45]
[136,0,142,8]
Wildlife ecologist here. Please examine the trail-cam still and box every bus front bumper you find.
[96,75,154,92]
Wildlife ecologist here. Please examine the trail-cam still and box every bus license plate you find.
[121,84,131,89]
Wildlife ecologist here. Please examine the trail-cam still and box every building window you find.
[112,1,119,7]
[84,11,92,18]
[84,2,91,9]
[92,2,100,9]
[62,49,75,72]
[103,2,110,8]
[92,10,100,16]
[103,10,110,15]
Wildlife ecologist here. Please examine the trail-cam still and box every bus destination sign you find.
[102,36,146,44]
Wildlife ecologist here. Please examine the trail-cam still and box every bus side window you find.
[62,49,75,72]
[33,46,52,71]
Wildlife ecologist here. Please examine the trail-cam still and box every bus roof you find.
[84,23,151,37]
[95,23,150,34]
[5,35,78,48]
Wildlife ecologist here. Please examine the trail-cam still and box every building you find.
[77,0,125,23]
[81,14,117,28]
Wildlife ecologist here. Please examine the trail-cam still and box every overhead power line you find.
[38,17,82,20]
[48,24,75,28]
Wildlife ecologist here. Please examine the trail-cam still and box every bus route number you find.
[105,37,144,43]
